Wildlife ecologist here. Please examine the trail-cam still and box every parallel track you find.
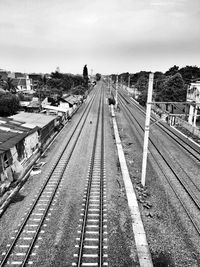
[117,91,200,235]
[72,86,107,267]
[0,89,99,267]
[120,89,200,162]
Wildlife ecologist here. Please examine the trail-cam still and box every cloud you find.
[0,0,199,73]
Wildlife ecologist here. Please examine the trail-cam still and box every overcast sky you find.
[0,0,200,75]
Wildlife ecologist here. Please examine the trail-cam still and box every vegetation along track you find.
[0,88,99,267]
[117,89,200,236]
[72,86,108,266]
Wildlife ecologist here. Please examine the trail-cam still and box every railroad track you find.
[0,88,100,267]
[120,89,200,163]
[117,91,200,235]
[72,87,108,267]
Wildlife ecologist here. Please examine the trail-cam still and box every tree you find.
[179,65,200,84]
[156,73,186,102]
[135,75,149,106]
[165,65,179,76]
[0,93,20,116]
[96,73,101,81]
[5,77,17,93]
[83,64,89,89]
[136,75,148,92]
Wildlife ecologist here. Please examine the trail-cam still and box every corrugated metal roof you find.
[43,105,69,113]
[0,117,37,154]
[63,95,79,104]
[9,112,56,129]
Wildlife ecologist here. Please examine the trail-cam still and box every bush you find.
[0,93,20,116]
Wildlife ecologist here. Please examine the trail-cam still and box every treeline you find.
[111,65,200,106]
[33,71,85,99]
[0,70,87,116]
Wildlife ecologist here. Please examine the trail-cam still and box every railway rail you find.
[72,86,108,266]
[117,90,200,236]
[0,88,100,266]
[120,88,200,162]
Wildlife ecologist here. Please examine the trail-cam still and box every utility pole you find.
[141,73,154,187]
[115,75,118,108]
[128,75,130,96]
[91,69,93,80]
[128,75,130,88]
[109,76,111,95]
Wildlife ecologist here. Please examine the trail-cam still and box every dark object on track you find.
[108,97,116,106]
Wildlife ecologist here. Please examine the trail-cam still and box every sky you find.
[0,0,200,75]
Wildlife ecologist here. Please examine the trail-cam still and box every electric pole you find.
[116,75,118,108]
[141,73,154,187]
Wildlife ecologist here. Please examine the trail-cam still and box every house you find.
[29,73,43,90]
[9,112,58,147]
[42,96,75,118]
[12,74,31,92]
[0,117,39,192]
[186,79,200,126]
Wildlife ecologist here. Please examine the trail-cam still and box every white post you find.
[188,104,194,125]
[127,75,130,96]
[193,104,198,127]
[115,75,118,108]
[141,73,154,187]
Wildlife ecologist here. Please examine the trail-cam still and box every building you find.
[29,73,43,90]
[0,117,39,193]
[9,112,58,147]
[186,79,200,126]
[12,74,32,92]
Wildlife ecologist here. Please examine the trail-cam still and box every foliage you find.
[44,72,84,98]
[118,72,129,84]
[96,73,101,81]
[71,85,86,95]
[156,73,186,102]
[0,93,20,116]
[165,65,179,76]
[135,75,149,106]
[130,71,150,87]
[83,65,88,78]
[83,65,89,89]
[179,65,200,84]
[137,90,148,106]
[135,75,149,92]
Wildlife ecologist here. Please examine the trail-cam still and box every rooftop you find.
[9,112,56,129]
[0,117,37,154]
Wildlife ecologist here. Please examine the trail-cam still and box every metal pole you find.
[115,75,118,108]
[109,77,111,95]
[128,75,130,88]
[128,75,130,96]
[141,73,154,187]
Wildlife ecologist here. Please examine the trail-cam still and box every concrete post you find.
[188,104,194,125]
[193,104,198,127]
[115,75,118,109]
[141,73,154,187]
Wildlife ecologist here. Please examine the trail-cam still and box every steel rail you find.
[118,94,200,235]
[119,90,200,162]
[0,89,99,267]
[77,89,105,267]
[118,94,200,202]
[99,87,104,266]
